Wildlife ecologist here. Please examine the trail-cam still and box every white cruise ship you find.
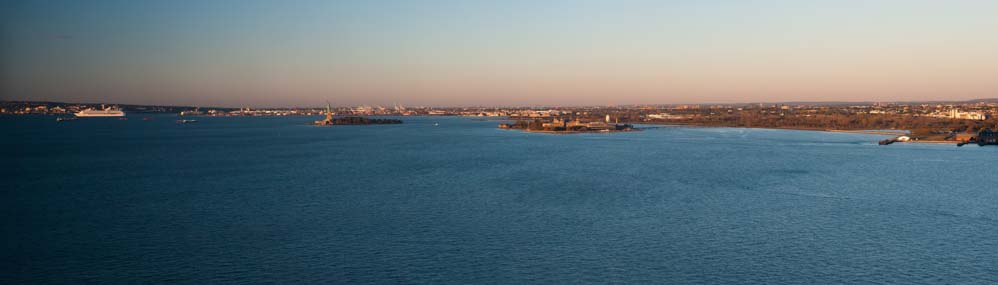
[74,106,125,117]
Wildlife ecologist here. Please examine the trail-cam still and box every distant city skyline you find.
[3,0,998,107]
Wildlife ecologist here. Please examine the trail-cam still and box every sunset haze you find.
[3,0,998,107]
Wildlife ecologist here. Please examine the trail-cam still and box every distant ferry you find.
[75,106,125,117]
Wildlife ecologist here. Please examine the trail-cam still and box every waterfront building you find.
[542,118,568,128]
[180,108,204,116]
[928,109,986,120]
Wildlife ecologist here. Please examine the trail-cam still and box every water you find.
[4,115,998,283]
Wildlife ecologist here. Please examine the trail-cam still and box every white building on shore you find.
[927,109,986,120]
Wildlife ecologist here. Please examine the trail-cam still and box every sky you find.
[2,0,998,107]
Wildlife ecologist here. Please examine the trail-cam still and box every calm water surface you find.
[4,115,998,283]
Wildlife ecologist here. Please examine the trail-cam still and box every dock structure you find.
[977,129,997,145]
[955,129,998,147]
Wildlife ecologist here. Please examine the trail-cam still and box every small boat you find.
[878,139,895,145]
[177,119,198,124]
[56,117,77,122]
[118,117,128,121]
[434,123,439,126]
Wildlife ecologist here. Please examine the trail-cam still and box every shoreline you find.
[630,122,966,145]
[632,122,907,135]
[824,130,909,136]
[500,128,640,134]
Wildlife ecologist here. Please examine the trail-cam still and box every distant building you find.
[646,113,685,120]
[542,118,568,128]
[586,121,611,129]
[179,108,203,116]
[928,109,985,120]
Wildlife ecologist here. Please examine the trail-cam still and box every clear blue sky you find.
[3,0,998,107]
